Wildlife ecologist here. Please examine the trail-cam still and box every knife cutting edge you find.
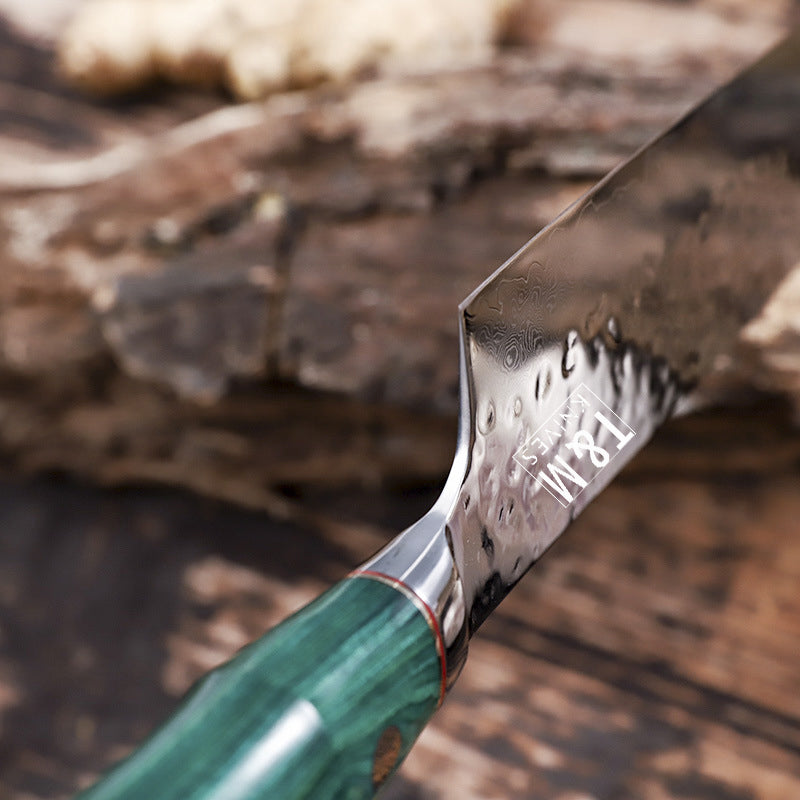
[75,30,800,800]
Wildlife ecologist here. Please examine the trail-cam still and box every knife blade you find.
[75,30,800,800]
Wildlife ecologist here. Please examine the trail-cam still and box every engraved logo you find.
[513,384,635,508]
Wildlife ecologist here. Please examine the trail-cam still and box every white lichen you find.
[58,0,522,99]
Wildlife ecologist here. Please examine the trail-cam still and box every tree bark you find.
[1,6,797,506]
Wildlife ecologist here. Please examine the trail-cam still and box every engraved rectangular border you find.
[512,383,636,508]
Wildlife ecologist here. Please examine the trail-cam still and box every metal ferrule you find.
[357,326,473,692]
[358,509,468,692]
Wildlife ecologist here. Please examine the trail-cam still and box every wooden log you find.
[0,7,798,798]
[0,5,797,505]
[0,405,798,799]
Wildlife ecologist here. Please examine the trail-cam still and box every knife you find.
[75,30,800,800]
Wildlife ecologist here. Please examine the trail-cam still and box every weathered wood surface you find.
[1,404,799,800]
[0,3,799,799]
[0,2,798,509]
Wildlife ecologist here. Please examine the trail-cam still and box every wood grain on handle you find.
[76,574,444,800]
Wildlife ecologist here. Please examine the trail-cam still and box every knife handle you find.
[75,573,445,800]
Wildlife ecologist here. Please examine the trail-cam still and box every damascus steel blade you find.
[450,32,800,632]
[365,32,800,679]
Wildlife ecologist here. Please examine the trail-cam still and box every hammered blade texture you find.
[450,32,800,630]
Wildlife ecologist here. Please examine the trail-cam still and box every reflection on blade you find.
[454,30,800,631]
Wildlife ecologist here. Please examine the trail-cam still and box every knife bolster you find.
[359,511,470,690]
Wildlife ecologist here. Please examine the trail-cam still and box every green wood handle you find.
[76,573,445,800]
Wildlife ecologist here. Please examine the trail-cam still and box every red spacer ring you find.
[350,569,447,708]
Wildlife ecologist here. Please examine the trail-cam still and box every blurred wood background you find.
[0,1,799,798]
